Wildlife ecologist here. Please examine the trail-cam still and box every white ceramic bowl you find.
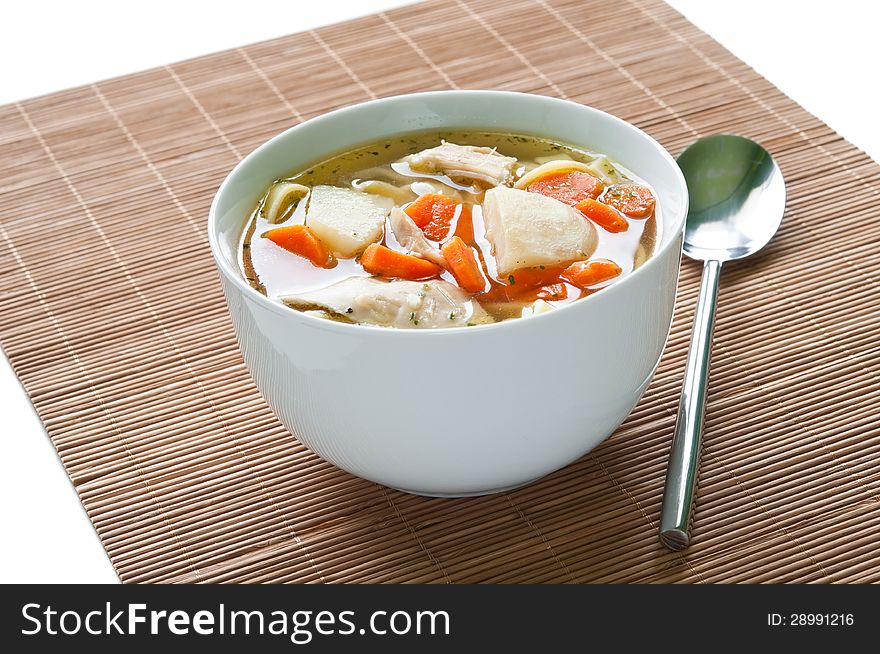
[209,91,687,496]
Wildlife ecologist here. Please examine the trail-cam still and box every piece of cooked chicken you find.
[482,187,598,274]
[388,207,446,267]
[305,185,391,257]
[280,277,493,328]
[406,141,518,187]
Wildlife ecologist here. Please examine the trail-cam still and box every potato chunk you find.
[482,187,597,274]
[521,299,555,318]
[305,185,389,257]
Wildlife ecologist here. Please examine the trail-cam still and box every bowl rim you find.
[208,90,688,336]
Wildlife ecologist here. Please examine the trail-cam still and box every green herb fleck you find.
[449,311,456,320]
[508,274,516,285]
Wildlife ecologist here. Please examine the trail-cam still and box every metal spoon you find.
[659,134,786,551]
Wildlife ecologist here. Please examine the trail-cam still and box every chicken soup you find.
[240,131,659,328]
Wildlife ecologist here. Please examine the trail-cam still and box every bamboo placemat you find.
[2,0,879,584]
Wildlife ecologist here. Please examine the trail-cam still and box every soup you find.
[240,131,659,328]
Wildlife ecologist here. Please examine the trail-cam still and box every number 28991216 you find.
[768,613,854,626]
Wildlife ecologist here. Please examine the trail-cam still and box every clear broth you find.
[240,130,660,323]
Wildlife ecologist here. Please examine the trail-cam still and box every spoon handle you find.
[660,258,722,550]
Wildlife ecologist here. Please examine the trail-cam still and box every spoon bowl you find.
[676,134,786,262]
[659,134,785,550]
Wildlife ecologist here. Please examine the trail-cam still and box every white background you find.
[1,0,878,583]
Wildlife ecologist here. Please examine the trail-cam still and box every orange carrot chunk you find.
[441,236,487,293]
[562,259,623,288]
[527,171,604,205]
[404,193,459,241]
[575,198,629,233]
[534,283,568,301]
[360,243,443,281]
[601,183,656,217]
[263,224,332,267]
[504,265,567,288]
[451,205,475,243]
[511,282,569,303]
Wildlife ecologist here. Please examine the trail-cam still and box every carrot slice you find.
[404,193,459,241]
[575,198,629,233]
[503,265,567,288]
[451,205,475,243]
[499,266,568,303]
[361,243,443,280]
[263,224,332,267]
[601,183,656,217]
[511,282,569,303]
[527,171,603,205]
[441,236,486,293]
[562,259,622,288]
[535,283,568,301]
